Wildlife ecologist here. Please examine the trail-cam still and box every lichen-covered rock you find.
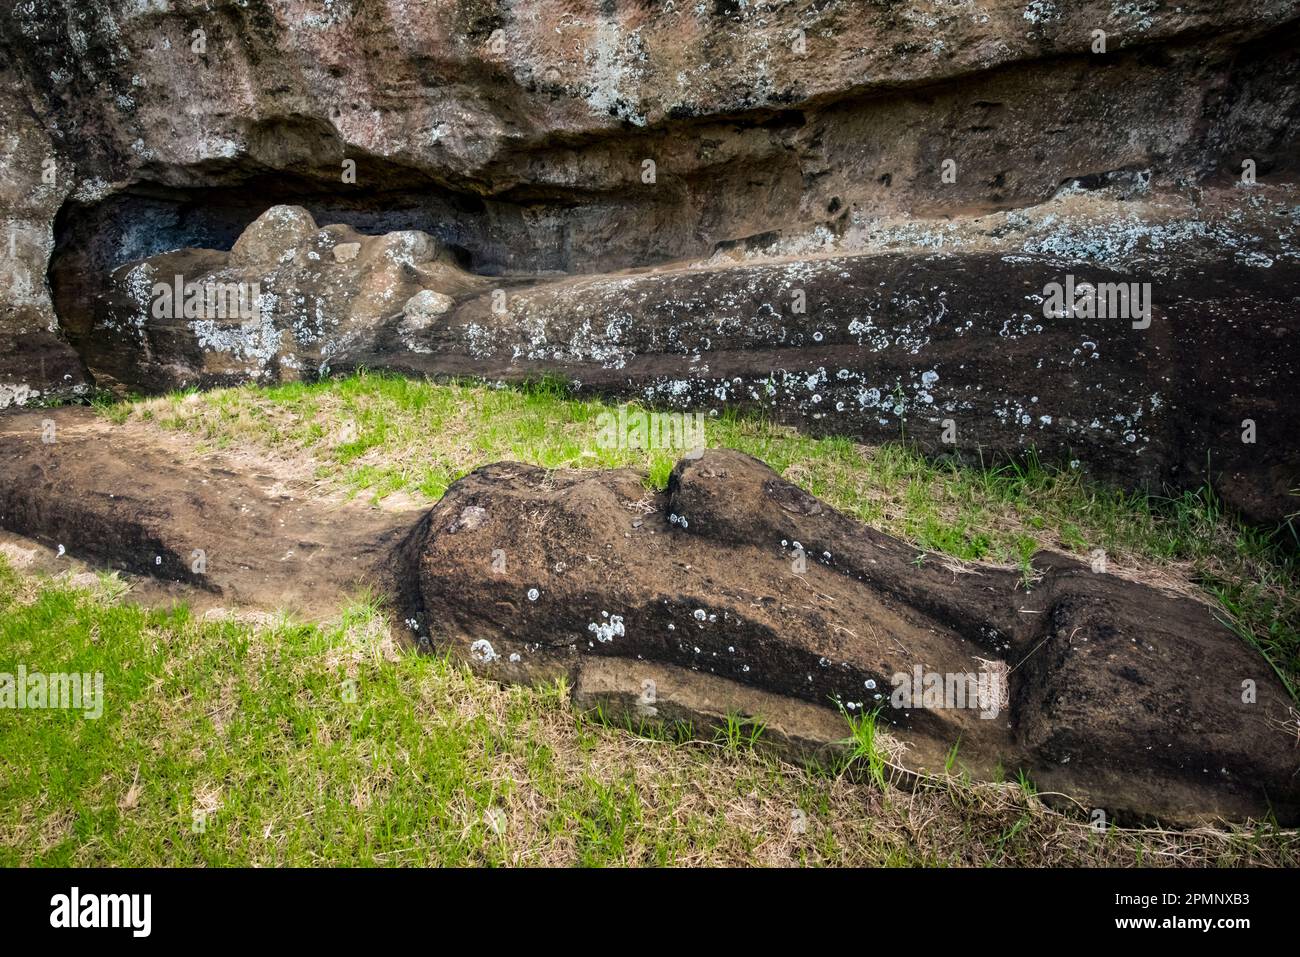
[77,207,484,391]
[0,63,88,407]
[5,3,1299,315]
[2,1,1298,520]
[229,206,321,268]
[407,449,1300,825]
[374,188,1300,525]
[1,406,1295,825]
[71,184,1300,522]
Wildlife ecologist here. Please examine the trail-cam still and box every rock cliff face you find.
[2,1,1299,518]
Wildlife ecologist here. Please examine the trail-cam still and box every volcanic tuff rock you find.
[406,448,1299,825]
[78,205,486,391]
[2,7,1298,351]
[0,407,418,615]
[0,0,1297,837]
[2,2,1298,520]
[74,191,1300,524]
[5,407,1291,824]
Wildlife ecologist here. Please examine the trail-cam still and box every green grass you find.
[114,371,1300,699]
[713,712,767,752]
[1,560,1295,867]
[0,566,760,866]
[6,370,1294,867]
[842,707,894,791]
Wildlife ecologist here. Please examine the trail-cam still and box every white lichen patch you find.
[587,614,625,643]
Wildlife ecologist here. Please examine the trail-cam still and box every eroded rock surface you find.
[78,205,486,392]
[408,450,1300,825]
[1,3,1298,826]
[78,189,1300,524]
[2,3,1299,520]
[0,408,1294,823]
[0,408,420,616]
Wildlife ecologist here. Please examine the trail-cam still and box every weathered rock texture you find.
[76,204,487,391]
[74,194,1300,524]
[3,1,1299,519]
[0,407,418,615]
[408,449,1299,825]
[0,59,87,407]
[1,409,1294,825]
